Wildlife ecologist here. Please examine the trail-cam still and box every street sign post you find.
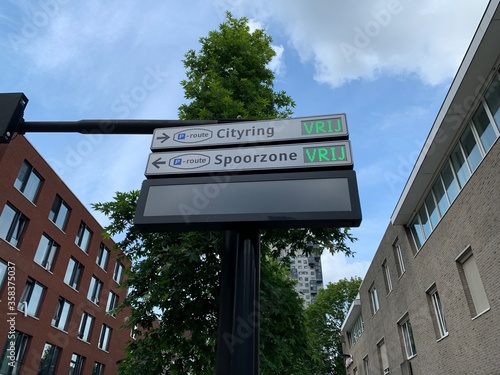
[150,114,348,150]
[145,140,352,176]
[137,113,361,375]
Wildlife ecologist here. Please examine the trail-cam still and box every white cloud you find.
[227,0,490,87]
[321,252,371,285]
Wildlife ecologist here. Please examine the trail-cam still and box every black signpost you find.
[137,116,362,375]
[1,92,362,375]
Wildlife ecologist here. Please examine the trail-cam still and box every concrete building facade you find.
[289,249,324,306]
[0,135,131,374]
[341,2,500,374]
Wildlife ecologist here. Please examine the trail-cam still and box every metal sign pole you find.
[216,229,260,375]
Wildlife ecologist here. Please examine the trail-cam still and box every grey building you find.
[290,248,324,306]
[341,1,500,374]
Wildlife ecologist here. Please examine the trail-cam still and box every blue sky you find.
[0,0,490,285]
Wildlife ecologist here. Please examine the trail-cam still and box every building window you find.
[0,259,7,291]
[49,195,70,231]
[0,331,30,375]
[98,325,112,351]
[69,353,85,375]
[18,278,45,317]
[363,355,371,375]
[347,314,364,348]
[14,161,43,203]
[34,234,59,271]
[78,312,94,342]
[393,240,405,277]
[106,291,119,315]
[472,102,498,153]
[75,222,92,253]
[38,343,61,375]
[369,286,379,314]
[426,286,448,339]
[484,74,500,128]
[113,261,124,284]
[377,340,390,375]
[96,243,110,270]
[87,276,103,305]
[51,297,73,331]
[64,258,84,290]
[0,203,29,248]
[92,362,105,375]
[382,260,393,294]
[456,248,490,317]
[400,317,417,359]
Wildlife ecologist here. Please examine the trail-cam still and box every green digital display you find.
[303,145,347,163]
[301,118,343,135]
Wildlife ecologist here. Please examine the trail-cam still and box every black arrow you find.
[156,132,170,143]
[152,157,167,169]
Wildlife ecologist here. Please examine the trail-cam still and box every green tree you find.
[304,277,362,375]
[179,11,295,120]
[93,12,356,374]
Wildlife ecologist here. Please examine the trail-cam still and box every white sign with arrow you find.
[150,114,348,150]
[145,140,352,176]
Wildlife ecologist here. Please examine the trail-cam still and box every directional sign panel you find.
[145,140,352,176]
[150,114,348,150]
[134,170,362,231]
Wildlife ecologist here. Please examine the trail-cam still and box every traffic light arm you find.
[0,92,248,143]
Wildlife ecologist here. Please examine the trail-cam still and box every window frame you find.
[51,297,73,331]
[69,353,85,375]
[38,342,61,375]
[64,258,84,290]
[75,222,92,253]
[106,291,119,315]
[0,203,29,248]
[96,243,110,270]
[0,330,30,375]
[78,312,94,342]
[14,161,43,203]
[427,286,448,339]
[49,195,71,231]
[87,276,103,305]
[369,286,379,314]
[34,234,59,272]
[98,324,112,351]
[382,260,393,294]
[18,278,45,317]
[399,317,417,359]
[113,261,124,284]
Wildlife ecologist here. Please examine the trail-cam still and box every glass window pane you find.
[440,161,459,202]
[473,104,497,153]
[425,193,440,229]
[23,172,42,202]
[450,143,470,188]
[460,125,483,172]
[14,163,29,191]
[418,205,431,238]
[0,205,16,240]
[410,215,424,249]
[0,260,7,290]
[432,177,449,217]
[485,76,500,129]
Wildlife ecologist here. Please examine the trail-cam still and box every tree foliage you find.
[92,12,357,374]
[304,277,362,375]
[179,12,295,120]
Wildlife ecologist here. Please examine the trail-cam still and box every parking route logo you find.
[169,154,211,169]
[174,128,213,143]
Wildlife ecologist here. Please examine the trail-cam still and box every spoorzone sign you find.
[145,141,352,176]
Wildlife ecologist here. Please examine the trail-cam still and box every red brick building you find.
[0,135,131,374]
